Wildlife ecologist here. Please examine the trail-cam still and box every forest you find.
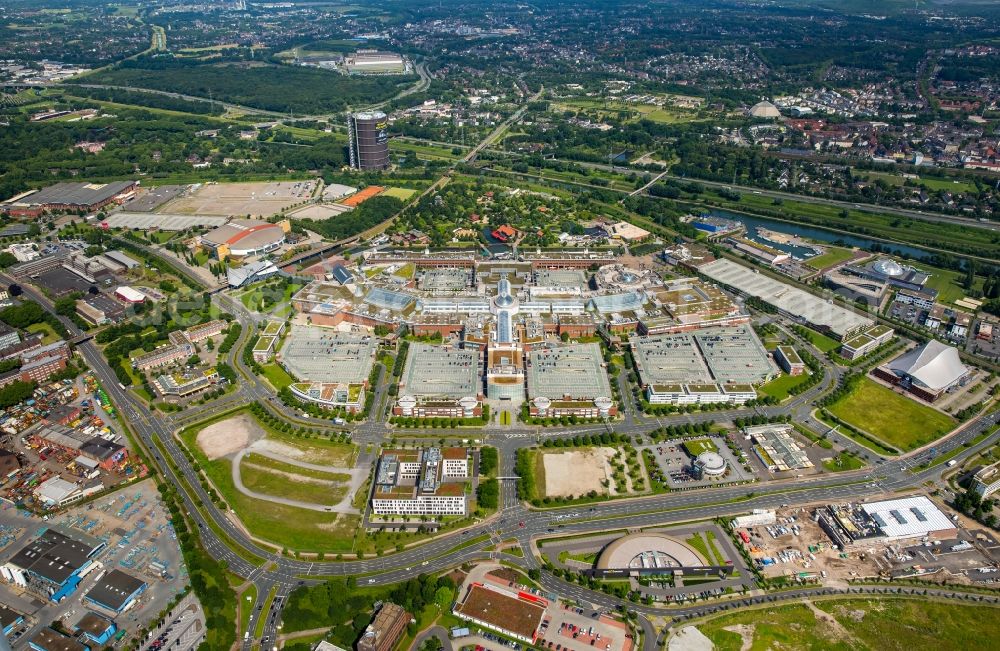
[76,56,417,115]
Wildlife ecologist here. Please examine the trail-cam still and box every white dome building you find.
[693,451,727,479]
[872,258,905,278]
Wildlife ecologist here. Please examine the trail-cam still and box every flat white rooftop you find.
[862,495,954,540]
[700,258,872,338]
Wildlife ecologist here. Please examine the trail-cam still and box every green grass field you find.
[682,438,718,456]
[554,98,703,124]
[909,262,981,306]
[827,377,955,451]
[759,372,812,401]
[697,598,1000,651]
[182,432,360,552]
[798,327,842,353]
[822,451,866,472]
[239,454,349,506]
[260,363,294,390]
[27,321,60,344]
[238,583,257,635]
[807,245,856,270]
[382,187,417,200]
[683,533,713,564]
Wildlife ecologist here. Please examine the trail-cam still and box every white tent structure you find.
[887,340,968,392]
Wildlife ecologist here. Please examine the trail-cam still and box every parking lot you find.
[139,593,205,651]
[638,436,755,489]
[537,603,633,651]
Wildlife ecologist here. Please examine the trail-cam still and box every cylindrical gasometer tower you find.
[348,110,390,170]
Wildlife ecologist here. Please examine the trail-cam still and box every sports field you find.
[382,187,417,200]
[826,377,955,451]
[694,597,1000,651]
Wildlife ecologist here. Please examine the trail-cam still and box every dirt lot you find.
[736,506,881,583]
[196,413,265,460]
[542,447,616,498]
[160,180,318,217]
[286,203,353,221]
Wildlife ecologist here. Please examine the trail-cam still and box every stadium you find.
[200,219,290,260]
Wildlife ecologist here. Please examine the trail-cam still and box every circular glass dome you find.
[495,293,515,307]
[873,258,905,277]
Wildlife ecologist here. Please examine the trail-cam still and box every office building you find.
[356,603,409,651]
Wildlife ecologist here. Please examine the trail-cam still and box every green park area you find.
[759,372,812,401]
[798,327,842,353]
[555,98,704,124]
[826,377,955,452]
[695,598,1000,651]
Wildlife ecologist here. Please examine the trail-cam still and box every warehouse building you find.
[28,627,90,651]
[84,569,147,615]
[453,582,547,644]
[200,219,290,260]
[526,343,615,418]
[1,525,105,602]
[74,612,117,647]
[394,343,482,418]
[346,50,406,75]
[817,496,957,549]
[700,258,873,341]
[2,180,137,217]
[27,423,128,471]
[745,424,814,473]
[76,294,126,325]
[0,604,24,637]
